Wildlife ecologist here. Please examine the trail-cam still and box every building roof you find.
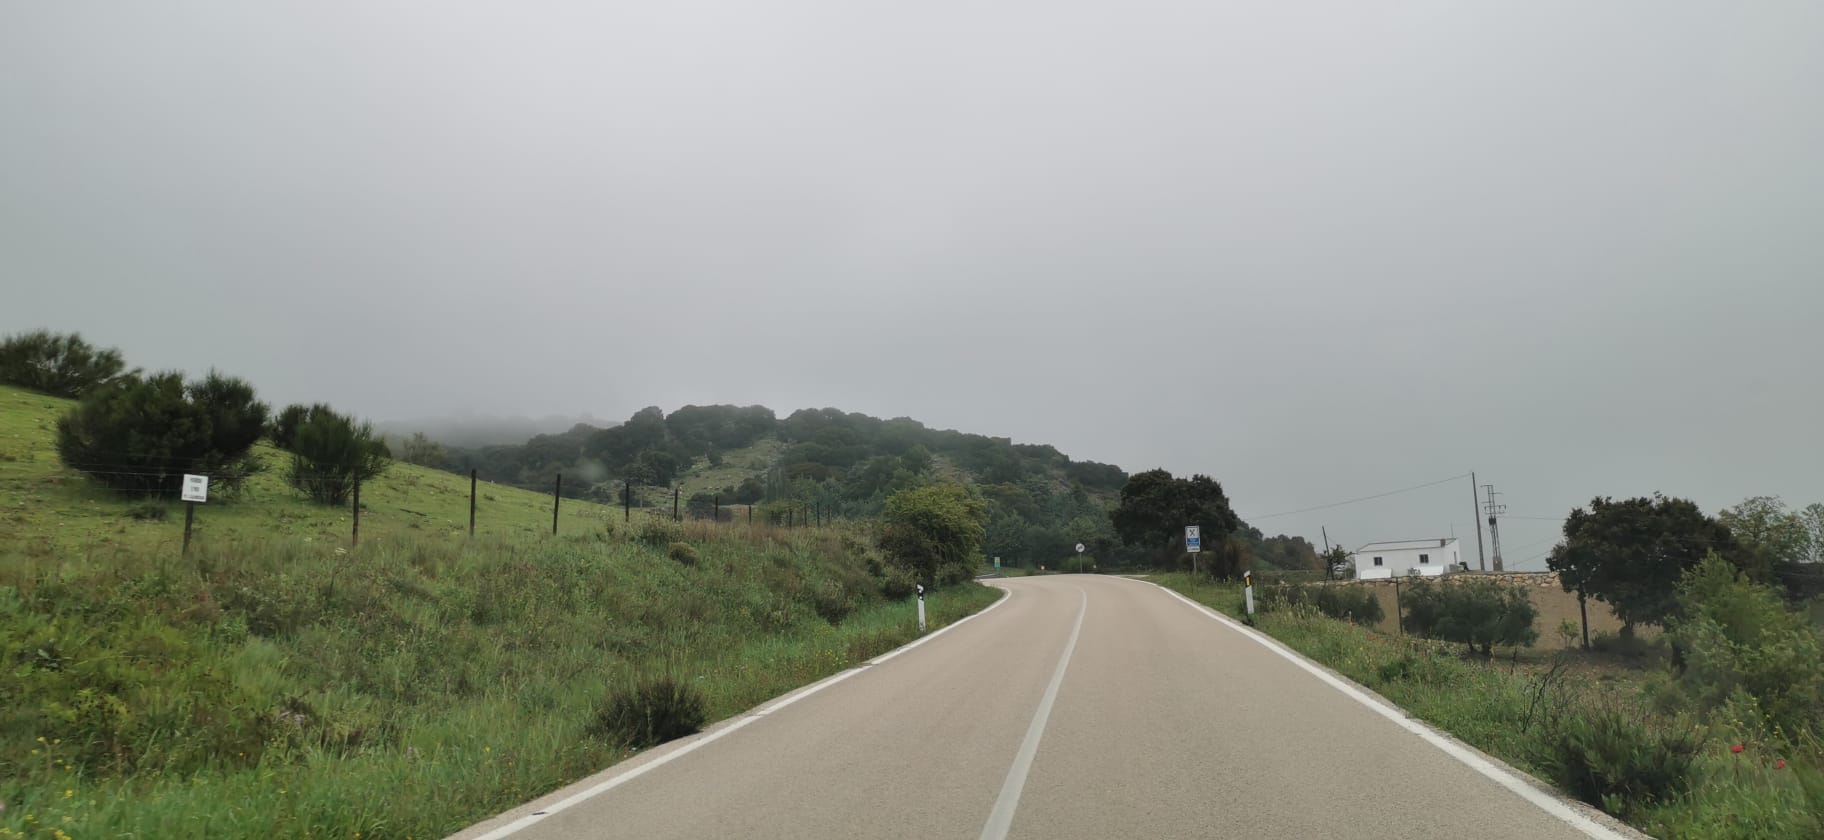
[1353,538,1459,553]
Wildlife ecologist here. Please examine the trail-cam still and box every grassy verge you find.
[0,524,998,839]
[1151,573,1824,840]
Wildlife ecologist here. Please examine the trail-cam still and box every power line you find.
[1244,472,1473,521]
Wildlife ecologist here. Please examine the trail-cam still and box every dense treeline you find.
[441,404,1131,567]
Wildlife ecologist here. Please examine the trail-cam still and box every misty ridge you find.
[376,413,611,449]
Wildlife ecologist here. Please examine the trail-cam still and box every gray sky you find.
[5,2,1821,568]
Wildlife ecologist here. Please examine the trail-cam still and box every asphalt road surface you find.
[453,575,1639,840]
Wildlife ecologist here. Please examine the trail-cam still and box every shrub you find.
[879,484,986,587]
[0,329,134,397]
[1669,553,1824,738]
[269,403,317,450]
[1534,702,1699,816]
[667,541,699,566]
[396,431,448,468]
[809,579,856,624]
[589,675,706,749]
[636,518,682,547]
[1312,585,1383,625]
[286,405,391,505]
[1061,555,1096,573]
[125,502,168,521]
[1257,583,1382,625]
[1403,579,1539,656]
[56,370,269,495]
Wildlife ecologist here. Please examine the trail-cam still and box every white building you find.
[1352,538,1461,580]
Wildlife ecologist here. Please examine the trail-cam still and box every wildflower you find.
[64,790,72,798]
[1777,760,1788,769]
[1731,744,1744,754]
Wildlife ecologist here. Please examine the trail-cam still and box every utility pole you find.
[469,469,477,538]
[1471,472,1486,571]
[1483,483,1507,572]
[1321,526,1332,580]
[552,473,561,535]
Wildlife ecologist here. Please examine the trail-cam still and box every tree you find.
[288,406,391,505]
[1110,469,1241,574]
[397,432,448,468]
[0,329,135,398]
[1669,552,1824,737]
[1719,496,1809,579]
[55,371,269,495]
[1803,503,1824,564]
[1548,494,1740,634]
[1402,579,1539,657]
[1322,545,1353,579]
[878,483,987,587]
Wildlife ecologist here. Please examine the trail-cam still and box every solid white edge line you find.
[978,587,1088,840]
[1130,578,1639,840]
[462,585,1015,840]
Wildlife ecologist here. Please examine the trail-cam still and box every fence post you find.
[713,494,720,523]
[352,475,361,548]
[553,472,561,535]
[183,501,196,557]
[469,469,477,538]
[623,478,631,523]
[674,487,680,522]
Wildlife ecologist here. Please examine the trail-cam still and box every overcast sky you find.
[5,2,1820,568]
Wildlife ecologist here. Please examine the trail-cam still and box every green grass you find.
[1152,573,1824,840]
[0,384,630,558]
[0,527,998,839]
[0,384,1003,838]
[674,438,785,500]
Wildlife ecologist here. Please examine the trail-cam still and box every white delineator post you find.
[916,583,927,632]
[1244,570,1255,616]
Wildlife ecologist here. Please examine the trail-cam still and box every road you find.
[452,575,1638,840]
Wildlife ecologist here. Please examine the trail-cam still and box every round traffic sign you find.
[1075,543,1086,554]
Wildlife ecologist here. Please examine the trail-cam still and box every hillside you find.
[436,405,1133,569]
[0,380,1004,838]
[0,384,617,557]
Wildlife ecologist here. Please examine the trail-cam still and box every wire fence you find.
[17,443,849,556]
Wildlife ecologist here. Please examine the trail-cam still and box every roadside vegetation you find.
[0,331,1005,838]
[0,522,997,839]
[1155,566,1824,839]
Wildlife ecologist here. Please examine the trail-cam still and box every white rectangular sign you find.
[1185,524,1201,553]
[181,474,209,503]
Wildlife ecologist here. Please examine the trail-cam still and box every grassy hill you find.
[0,384,618,557]
[0,382,999,839]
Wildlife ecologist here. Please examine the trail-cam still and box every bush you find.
[878,483,986,586]
[55,370,269,495]
[1403,579,1539,656]
[1669,553,1824,738]
[1313,585,1383,625]
[636,518,682,547]
[269,403,315,450]
[286,405,391,505]
[667,541,699,566]
[396,431,447,468]
[1257,583,1382,625]
[588,675,706,749]
[125,502,168,521]
[0,329,134,398]
[1534,703,1699,816]
[1061,555,1096,573]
